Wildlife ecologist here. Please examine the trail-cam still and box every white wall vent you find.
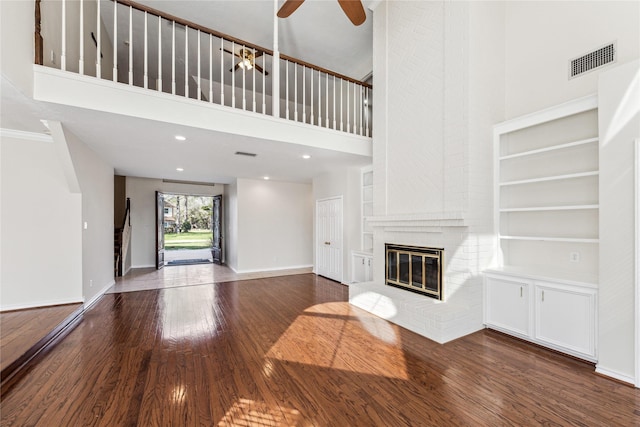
[569,42,616,79]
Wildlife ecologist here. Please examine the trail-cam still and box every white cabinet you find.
[534,282,596,359]
[484,271,597,362]
[351,251,373,283]
[484,275,530,338]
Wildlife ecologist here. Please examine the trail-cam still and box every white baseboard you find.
[84,280,115,311]
[131,264,156,269]
[231,264,313,274]
[595,365,636,386]
[1,297,84,312]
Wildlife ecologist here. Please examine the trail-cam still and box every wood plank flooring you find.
[0,303,82,373]
[1,274,638,426]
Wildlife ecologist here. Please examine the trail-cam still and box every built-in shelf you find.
[500,235,599,243]
[361,167,373,252]
[493,95,599,285]
[499,137,598,160]
[499,204,599,213]
[500,171,598,187]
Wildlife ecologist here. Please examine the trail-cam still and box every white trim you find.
[0,298,83,312]
[84,280,115,311]
[131,264,156,269]
[595,365,636,386]
[635,138,640,388]
[494,94,598,135]
[229,264,313,275]
[0,128,53,143]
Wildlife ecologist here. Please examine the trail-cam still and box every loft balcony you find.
[32,0,372,158]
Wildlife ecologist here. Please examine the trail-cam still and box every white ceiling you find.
[1,0,374,184]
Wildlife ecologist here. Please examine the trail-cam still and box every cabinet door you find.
[485,276,530,337]
[365,256,373,281]
[534,284,596,359]
[352,254,366,283]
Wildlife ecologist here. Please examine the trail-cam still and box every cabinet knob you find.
[325,241,331,245]
[520,286,523,298]
[362,258,365,265]
[542,290,545,302]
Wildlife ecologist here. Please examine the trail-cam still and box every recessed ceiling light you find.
[263,176,270,180]
[302,154,311,159]
[176,167,184,172]
[175,135,186,141]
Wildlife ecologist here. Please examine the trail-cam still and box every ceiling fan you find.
[277,0,366,26]
[222,48,269,76]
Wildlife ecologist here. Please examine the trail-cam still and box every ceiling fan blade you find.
[254,50,264,59]
[229,63,241,73]
[277,0,305,18]
[337,0,366,26]
[221,48,241,58]
[254,64,269,76]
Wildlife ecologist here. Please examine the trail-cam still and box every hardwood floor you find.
[0,303,82,373]
[1,274,638,426]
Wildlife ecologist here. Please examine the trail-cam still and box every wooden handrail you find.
[114,0,371,88]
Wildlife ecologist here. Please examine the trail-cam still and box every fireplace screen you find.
[385,244,443,300]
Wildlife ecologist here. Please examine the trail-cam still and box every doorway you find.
[316,196,343,282]
[155,193,222,267]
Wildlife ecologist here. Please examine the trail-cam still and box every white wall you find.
[313,166,362,283]
[597,59,640,383]
[64,126,114,305]
[234,178,313,273]
[505,1,640,118]
[126,177,223,268]
[0,1,34,94]
[0,132,83,309]
[224,180,238,271]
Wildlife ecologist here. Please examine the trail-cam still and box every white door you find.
[316,197,343,282]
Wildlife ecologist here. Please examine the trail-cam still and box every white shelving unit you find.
[494,95,600,281]
[485,95,600,361]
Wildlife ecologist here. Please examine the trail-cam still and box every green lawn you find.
[164,230,212,250]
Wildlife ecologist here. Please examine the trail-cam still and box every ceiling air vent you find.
[569,42,616,79]
[235,151,257,157]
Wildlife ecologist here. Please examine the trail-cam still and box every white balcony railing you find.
[36,0,372,137]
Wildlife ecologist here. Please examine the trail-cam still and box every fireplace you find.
[385,244,443,300]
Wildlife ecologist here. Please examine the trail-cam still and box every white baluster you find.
[359,85,363,135]
[340,79,344,131]
[310,69,314,125]
[333,76,336,130]
[325,73,329,128]
[294,63,298,121]
[112,0,117,82]
[184,26,189,97]
[209,34,213,103]
[242,45,246,110]
[365,87,370,137]
[353,82,357,134]
[261,52,266,114]
[318,71,322,127]
[61,0,66,71]
[128,5,132,84]
[79,0,84,75]
[302,66,306,124]
[252,50,256,112]
[143,11,147,88]
[285,60,289,120]
[157,16,162,91]
[220,38,224,106]
[96,0,101,79]
[197,30,201,100]
[171,21,176,94]
[346,81,351,132]
[231,41,235,108]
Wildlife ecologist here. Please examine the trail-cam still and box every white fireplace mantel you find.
[366,212,467,230]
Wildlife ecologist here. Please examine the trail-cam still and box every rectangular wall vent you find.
[235,151,257,157]
[569,42,616,79]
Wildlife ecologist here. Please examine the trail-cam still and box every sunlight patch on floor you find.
[266,302,408,380]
